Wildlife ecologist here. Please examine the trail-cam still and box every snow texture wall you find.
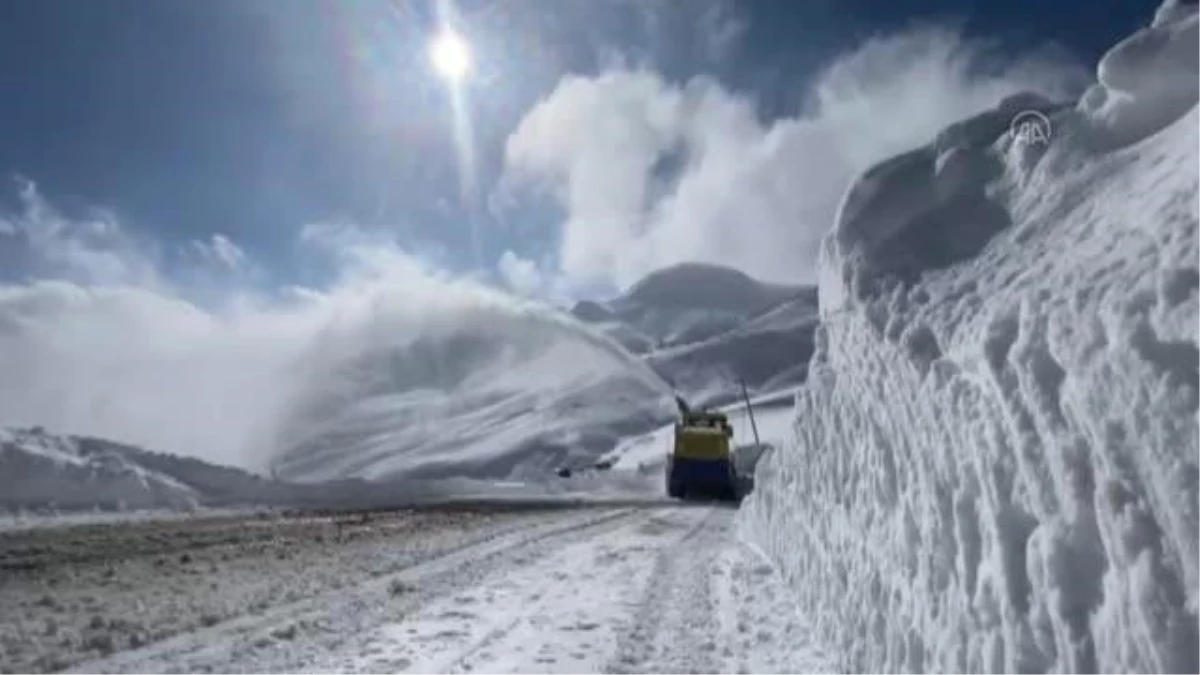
[742,3,1199,672]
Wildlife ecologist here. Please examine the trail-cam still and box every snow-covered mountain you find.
[1,423,664,515]
[0,427,202,511]
[571,263,812,351]
[0,426,374,514]
[742,2,1198,672]
[572,262,819,408]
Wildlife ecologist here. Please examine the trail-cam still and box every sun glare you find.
[427,20,479,266]
[430,30,471,84]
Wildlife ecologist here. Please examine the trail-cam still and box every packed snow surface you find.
[742,3,1199,672]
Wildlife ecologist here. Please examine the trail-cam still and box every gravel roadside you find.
[0,505,606,673]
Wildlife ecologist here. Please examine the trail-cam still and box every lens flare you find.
[428,2,481,268]
[429,30,471,83]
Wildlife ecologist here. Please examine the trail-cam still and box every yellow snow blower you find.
[665,396,742,502]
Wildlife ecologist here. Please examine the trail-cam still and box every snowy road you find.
[3,504,832,674]
[304,507,831,674]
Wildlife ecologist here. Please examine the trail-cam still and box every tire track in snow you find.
[61,504,835,674]
[606,508,725,674]
[606,508,835,674]
[66,507,639,674]
[320,506,708,674]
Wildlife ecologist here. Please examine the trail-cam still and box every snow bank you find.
[743,3,1199,672]
[1078,1,1199,150]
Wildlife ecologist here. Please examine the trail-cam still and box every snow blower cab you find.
[666,397,740,502]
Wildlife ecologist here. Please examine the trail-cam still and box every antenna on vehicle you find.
[738,377,761,448]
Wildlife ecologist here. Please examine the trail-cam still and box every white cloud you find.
[627,0,747,65]
[695,0,746,64]
[503,26,1087,289]
[192,234,249,272]
[0,178,164,287]
[497,250,544,296]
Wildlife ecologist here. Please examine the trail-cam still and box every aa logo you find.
[1009,110,1052,147]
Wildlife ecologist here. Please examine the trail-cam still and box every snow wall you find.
[741,3,1199,672]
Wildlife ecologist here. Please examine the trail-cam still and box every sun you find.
[429,30,471,84]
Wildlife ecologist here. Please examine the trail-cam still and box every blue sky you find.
[0,0,1154,298]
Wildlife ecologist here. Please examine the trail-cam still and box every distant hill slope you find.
[1,427,250,511]
[573,262,819,408]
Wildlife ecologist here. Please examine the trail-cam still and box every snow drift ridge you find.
[743,2,1199,672]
